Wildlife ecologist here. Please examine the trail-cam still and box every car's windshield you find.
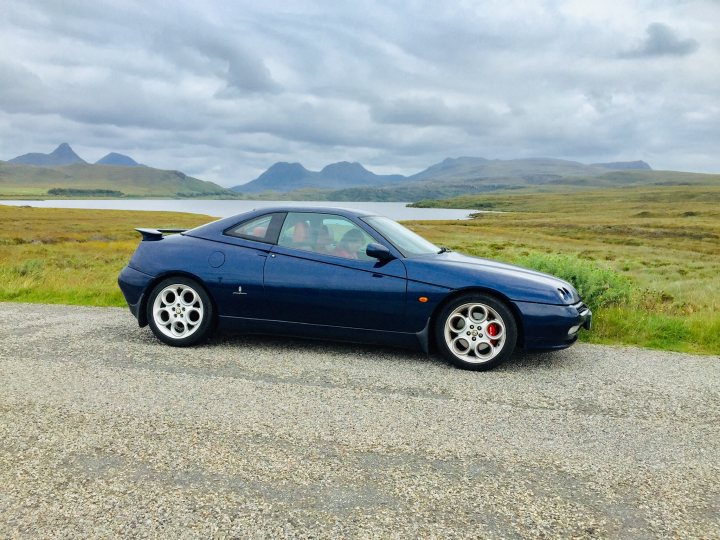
[363,216,440,257]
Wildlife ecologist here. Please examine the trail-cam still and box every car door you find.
[263,212,408,331]
[203,212,284,320]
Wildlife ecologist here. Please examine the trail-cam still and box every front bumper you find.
[514,300,592,351]
[578,303,592,331]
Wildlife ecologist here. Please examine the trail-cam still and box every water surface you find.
[0,199,475,221]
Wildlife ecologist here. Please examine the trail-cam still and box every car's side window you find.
[225,213,284,243]
[278,212,375,260]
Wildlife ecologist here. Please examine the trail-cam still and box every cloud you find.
[621,22,699,58]
[0,62,49,114]
[154,29,282,94]
[369,96,504,129]
[0,0,718,185]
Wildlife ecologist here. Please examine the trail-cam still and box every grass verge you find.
[1,189,718,355]
[0,206,212,307]
[405,185,720,355]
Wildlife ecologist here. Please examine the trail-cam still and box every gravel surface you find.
[1,302,718,539]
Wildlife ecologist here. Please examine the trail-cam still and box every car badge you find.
[233,285,248,296]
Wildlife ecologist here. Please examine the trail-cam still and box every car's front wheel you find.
[435,293,517,371]
[146,277,214,346]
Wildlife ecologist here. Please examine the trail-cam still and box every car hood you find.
[404,251,580,305]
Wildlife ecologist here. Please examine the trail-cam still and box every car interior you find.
[279,214,374,260]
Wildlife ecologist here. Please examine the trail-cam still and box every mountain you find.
[227,156,720,202]
[591,161,652,170]
[233,156,657,194]
[95,152,142,167]
[319,161,404,185]
[242,168,719,203]
[408,157,628,182]
[409,157,489,181]
[241,162,315,192]
[1,143,232,197]
[0,162,232,198]
[233,161,405,193]
[10,144,144,167]
[9,143,86,166]
[2,146,668,200]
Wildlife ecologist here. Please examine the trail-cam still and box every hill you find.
[238,168,720,202]
[319,161,404,186]
[408,171,720,208]
[95,152,142,166]
[9,143,86,166]
[233,161,406,193]
[2,143,231,197]
[232,156,655,195]
[408,156,616,182]
[0,162,232,198]
[591,160,651,170]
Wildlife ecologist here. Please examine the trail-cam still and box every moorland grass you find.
[0,206,212,306]
[1,187,718,355]
[406,185,720,354]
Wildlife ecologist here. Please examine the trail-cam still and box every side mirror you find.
[366,243,395,262]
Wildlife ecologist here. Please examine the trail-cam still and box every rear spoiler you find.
[135,228,187,241]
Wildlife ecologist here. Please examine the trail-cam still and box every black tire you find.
[434,293,517,371]
[146,276,214,347]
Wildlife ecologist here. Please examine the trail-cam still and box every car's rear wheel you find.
[435,293,517,371]
[146,277,213,346]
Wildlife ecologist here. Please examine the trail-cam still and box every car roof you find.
[245,206,377,217]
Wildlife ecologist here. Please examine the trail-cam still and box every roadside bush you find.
[13,259,45,277]
[515,252,633,309]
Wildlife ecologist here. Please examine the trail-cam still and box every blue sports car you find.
[118,207,591,370]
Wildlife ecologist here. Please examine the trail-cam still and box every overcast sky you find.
[1,0,718,186]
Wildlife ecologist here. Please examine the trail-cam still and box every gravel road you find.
[1,303,718,539]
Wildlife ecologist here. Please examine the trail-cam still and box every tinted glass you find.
[225,213,280,242]
[363,216,439,257]
[278,212,375,260]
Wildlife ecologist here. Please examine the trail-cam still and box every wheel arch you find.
[426,287,525,352]
[138,271,218,328]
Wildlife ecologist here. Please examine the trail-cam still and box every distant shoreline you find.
[0,199,477,221]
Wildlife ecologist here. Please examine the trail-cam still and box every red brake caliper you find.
[487,323,499,346]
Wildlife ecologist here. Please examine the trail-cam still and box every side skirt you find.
[217,315,425,352]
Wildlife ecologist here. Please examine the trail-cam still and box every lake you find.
[0,199,477,221]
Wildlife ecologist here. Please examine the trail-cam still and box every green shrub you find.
[514,252,633,309]
[13,259,45,277]
[48,188,124,197]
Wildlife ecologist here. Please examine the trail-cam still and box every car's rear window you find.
[224,213,285,243]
